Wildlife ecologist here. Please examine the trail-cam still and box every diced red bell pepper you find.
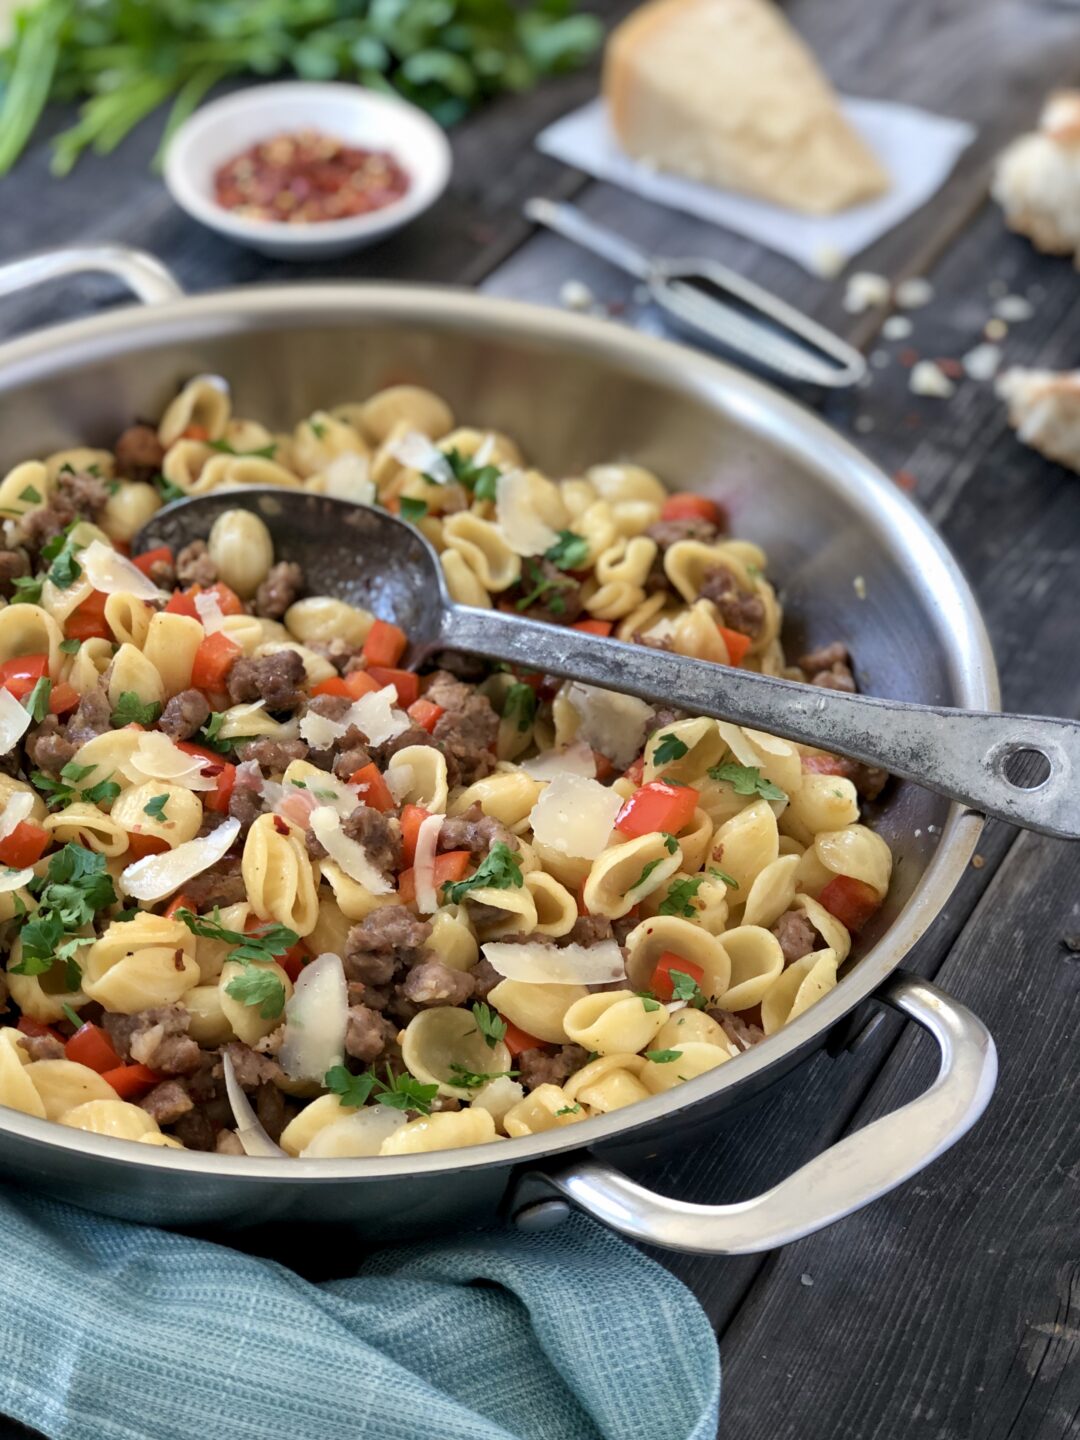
[501,1020,545,1058]
[311,670,382,701]
[660,493,725,525]
[165,589,200,620]
[348,762,394,814]
[616,779,700,840]
[623,756,645,787]
[17,1016,63,1042]
[718,626,752,666]
[650,953,705,1002]
[65,590,111,642]
[407,697,444,733]
[0,821,49,869]
[126,833,170,861]
[47,682,80,715]
[202,761,236,814]
[164,893,194,919]
[399,804,431,867]
[362,619,408,668]
[572,619,613,637]
[176,740,227,778]
[0,653,48,699]
[131,545,172,579]
[207,582,244,616]
[182,424,209,442]
[102,1063,162,1100]
[818,875,882,932]
[65,1022,122,1074]
[191,630,241,690]
[367,666,419,706]
[280,943,309,984]
[397,849,471,907]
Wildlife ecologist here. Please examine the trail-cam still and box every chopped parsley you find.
[32,761,120,811]
[59,638,80,654]
[652,733,689,765]
[644,1049,682,1064]
[41,526,83,589]
[502,682,536,734]
[658,867,737,917]
[471,1001,507,1050]
[637,994,662,1012]
[9,575,44,605]
[22,677,52,723]
[661,832,679,854]
[324,1065,439,1116]
[11,845,116,977]
[111,692,162,728]
[440,447,501,502]
[175,908,298,966]
[710,867,739,889]
[629,857,664,891]
[447,1063,517,1090]
[153,474,186,504]
[18,484,41,504]
[443,841,523,905]
[207,438,277,459]
[707,762,787,801]
[309,419,328,440]
[198,710,236,753]
[142,794,169,822]
[544,529,589,571]
[514,558,573,615]
[555,1104,582,1116]
[668,969,707,1009]
[399,496,428,522]
[224,967,287,1019]
[61,1002,83,1029]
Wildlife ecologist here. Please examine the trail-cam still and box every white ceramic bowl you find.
[164,81,452,261]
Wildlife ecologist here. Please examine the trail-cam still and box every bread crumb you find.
[963,343,1003,381]
[895,277,934,310]
[811,244,846,279]
[559,279,595,312]
[882,315,914,340]
[972,854,985,869]
[843,272,890,314]
[994,294,1035,322]
[910,360,956,398]
[853,575,867,599]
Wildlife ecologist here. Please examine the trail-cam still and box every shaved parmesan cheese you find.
[413,812,445,914]
[473,433,497,468]
[120,817,240,901]
[299,708,345,749]
[222,699,267,726]
[280,952,348,1082]
[529,774,622,859]
[81,540,167,602]
[495,470,559,557]
[309,806,392,895]
[322,452,375,506]
[348,686,410,747]
[565,682,653,770]
[222,1051,286,1158]
[194,589,225,634]
[482,939,626,986]
[471,1074,524,1125]
[522,740,596,782]
[385,763,415,802]
[391,431,453,485]
[0,687,32,757]
[123,731,216,791]
[0,866,33,893]
[0,791,34,841]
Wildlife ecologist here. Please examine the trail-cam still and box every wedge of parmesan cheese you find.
[529,774,622,859]
[565,682,653,770]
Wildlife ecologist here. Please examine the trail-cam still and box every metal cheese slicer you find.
[524,197,866,390]
[137,490,1080,841]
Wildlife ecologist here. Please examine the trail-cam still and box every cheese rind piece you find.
[603,0,889,215]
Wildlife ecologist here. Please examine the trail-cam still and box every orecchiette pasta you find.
[0,386,895,1162]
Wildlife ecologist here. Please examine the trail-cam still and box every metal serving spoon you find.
[137,490,1080,841]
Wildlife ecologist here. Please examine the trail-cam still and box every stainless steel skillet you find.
[0,246,1000,1253]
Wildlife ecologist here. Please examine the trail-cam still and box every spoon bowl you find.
[137,489,1080,841]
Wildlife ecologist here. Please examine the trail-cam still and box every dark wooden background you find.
[2,2,1080,1437]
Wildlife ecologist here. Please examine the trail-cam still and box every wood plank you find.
[715,823,1080,1440]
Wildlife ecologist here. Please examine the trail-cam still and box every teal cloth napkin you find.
[0,1187,719,1440]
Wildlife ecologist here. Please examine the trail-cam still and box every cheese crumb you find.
[842,272,890,314]
[962,343,1002,382]
[853,575,867,600]
[909,360,956,398]
[559,279,595,312]
[882,315,913,341]
[895,277,934,310]
[811,244,846,279]
[994,294,1034,323]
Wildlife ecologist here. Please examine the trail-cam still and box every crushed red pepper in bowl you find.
[213,129,411,225]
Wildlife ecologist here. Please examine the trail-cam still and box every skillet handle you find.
[0,244,182,307]
[512,972,996,1255]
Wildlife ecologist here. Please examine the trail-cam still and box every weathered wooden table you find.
[2,2,1079,1436]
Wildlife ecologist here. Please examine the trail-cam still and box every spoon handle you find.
[440,605,1080,841]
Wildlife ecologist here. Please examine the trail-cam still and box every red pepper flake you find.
[272,815,289,836]
[897,347,919,368]
[214,129,410,226]
[893,469,918,492]
[935,358,964,379]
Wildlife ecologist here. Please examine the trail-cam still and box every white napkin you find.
[536,98,976,275]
